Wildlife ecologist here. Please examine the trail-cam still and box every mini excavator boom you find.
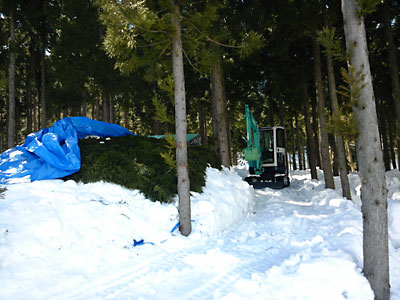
[244,104,290,189]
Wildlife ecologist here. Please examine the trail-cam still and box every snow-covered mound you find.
[0,167,399,300]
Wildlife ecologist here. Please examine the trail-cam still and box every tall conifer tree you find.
[342,0,389,298]
[7,0,16,148]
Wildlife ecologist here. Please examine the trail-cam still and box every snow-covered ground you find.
[1,165,400,300]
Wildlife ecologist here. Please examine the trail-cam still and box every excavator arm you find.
[244,104,263,175]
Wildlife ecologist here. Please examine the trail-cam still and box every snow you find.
[0,165,400,300]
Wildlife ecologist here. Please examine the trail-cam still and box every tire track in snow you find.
[52,249,170,300]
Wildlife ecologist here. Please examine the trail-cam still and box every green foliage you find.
[317,27,346,62]
[152,95,173,124]
[0,76,7,93]
[96,0,171,75]
[326,112,359,141]
[238,30,265,59]
[337,65,367,106]
[64,135,221,203]
[164,133,176,148]
[356,0,381,17]
[160,149,175,172]
[160,132,176,172]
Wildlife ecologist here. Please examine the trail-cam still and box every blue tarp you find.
[0,117,133,184]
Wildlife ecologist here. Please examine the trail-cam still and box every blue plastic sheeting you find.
[0,117,132,184]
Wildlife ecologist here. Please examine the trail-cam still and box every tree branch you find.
[182,15,243,49]
[136,39,170,48]
[181,46,207,76]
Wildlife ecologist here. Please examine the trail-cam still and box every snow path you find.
[2,167,400,299]
[55,177,370,300]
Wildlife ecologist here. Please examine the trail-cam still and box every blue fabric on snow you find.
[0,117,132,184]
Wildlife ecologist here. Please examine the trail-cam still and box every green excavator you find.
[243,104,290,189]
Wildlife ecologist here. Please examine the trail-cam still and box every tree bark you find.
[26,64,33,135]
[342,1,390,298]
[268,97,274,126]
[7,0,16,148]
[290,118,297,170]
[211,60,231,167]
[330,135,339,176]
[301,75,318,179]
[388,112,397,169]
[33,94,38,132]
[95,99,101,120]
[295,114,304,170]
[345,139,355,172]
[199,103,208,146]
[326,42,351,199]
[40,47,47,128]
[383,0,400,170]
[81,100,87,117]
[278,96,285,126]
[109,94,114,123]
[313,37,335,189]
[102,92,109,122]
[171,0,191,237]
[378,103,391,171]
[211,89,219,156]
[311,95,321,167]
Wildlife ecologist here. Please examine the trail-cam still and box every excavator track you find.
[244,175,289,189]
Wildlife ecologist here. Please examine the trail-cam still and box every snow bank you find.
[0,167,255,299]
[190,167,254,237]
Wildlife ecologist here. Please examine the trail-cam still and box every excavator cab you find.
[244,105,290,189]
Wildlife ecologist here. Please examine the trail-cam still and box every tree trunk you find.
[171,0,191,237]
[203,108,208,147]
[398,140,400,171]
[383,0,400,170]
[199,103,208,146]
[290,118,297,170]
[301,75,318,179]
[331,136,339,176]
[311,95,321,167]
[33,94,38,132]
[95,100,101,120]
[40,47,47,128]
[326,42,351,199]
[313,37,335,189]
[7,0,16,148]
[388,113,397,169]
[345,139,355,172]
[26,68,33,135]
[278,96,285,126]
[211,89,219,156]
[342,1,390,298]
[81,100,87,117]
[268,97,274,126]
[211,59,231,167]
[109,94,114,123]
[295,114,304,170]
[379,103,391,171]
[102,92,109,122]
